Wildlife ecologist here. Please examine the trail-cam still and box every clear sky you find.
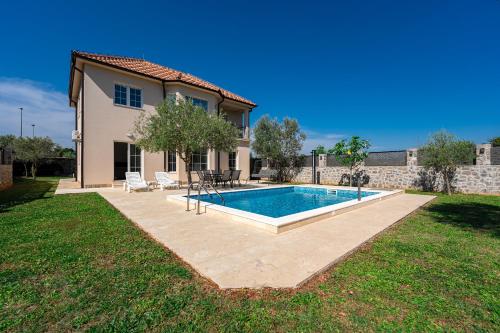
[0,0,499,151]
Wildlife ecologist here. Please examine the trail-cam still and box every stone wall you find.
[295,165,500,194]
[294,145,500,194]
[0,165,13,191]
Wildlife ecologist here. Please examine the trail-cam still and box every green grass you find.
[1,178,499,332]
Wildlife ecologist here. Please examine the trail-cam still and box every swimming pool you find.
[190,186,379,218]
[168,185,401,233]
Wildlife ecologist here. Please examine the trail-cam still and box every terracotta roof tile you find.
[72,51,256,107]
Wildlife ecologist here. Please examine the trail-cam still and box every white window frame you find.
[228,151,238,170]
[166,92,177,104]
[127,143,144,178]
[184,95,208,111]
[167,151,177,173]
[114,84,127,106]
[189,150,208,171]
[129,87,143,108]
[113,82,143,109]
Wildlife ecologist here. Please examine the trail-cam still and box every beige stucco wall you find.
[76,84,82,183]
[75,61,252,187]
[82,63,164,186]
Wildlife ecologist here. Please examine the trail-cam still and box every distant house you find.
[68,51,256,188]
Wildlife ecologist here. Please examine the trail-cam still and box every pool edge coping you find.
[167,185,403,233]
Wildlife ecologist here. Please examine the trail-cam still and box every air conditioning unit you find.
[71,130,82,142]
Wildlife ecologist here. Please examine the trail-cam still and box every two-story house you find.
[68,51,256,188]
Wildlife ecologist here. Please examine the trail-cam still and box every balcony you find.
[236,126,249,140]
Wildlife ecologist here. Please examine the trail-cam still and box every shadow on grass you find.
[0,178,56,213]
[426,201,500,237]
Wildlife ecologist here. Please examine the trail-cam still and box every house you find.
[68,51,256,188]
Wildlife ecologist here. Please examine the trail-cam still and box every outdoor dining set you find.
[123,169,243,193]
[195,169,242,188]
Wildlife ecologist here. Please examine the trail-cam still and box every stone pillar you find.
[318,154,327,168]
[475,144,491,165]
[407,148,418,170]
[0,165,13,191]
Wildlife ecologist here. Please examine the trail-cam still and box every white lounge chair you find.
[155,172,180,190]
[124,172,149,193]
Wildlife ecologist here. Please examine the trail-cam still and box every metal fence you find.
[326,155,343,166]
[325,151,407,167]
[364,150,407,166]
[491,147,500,165]
[253,145,499,173]
[302,155,319,167]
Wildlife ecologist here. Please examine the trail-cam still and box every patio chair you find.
[154,172,180,191]
[196,170,213,186]
[219,170,232,188]
[124,172,149,193]
[251,168,277,183]
[231,170,241,187]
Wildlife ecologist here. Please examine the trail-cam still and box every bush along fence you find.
[293,143,500,194]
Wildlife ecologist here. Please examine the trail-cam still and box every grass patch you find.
[1,178,498,331]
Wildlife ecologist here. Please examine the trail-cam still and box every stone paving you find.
[55,180,435,289]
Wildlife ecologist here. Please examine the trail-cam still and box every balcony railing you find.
[237,126,249,139]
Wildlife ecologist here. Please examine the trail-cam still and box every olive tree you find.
[419,130,475,195]
[0,135,16,149]
[134,99,239,185]
[489,137,500,147]
[252,115,306,182]
[329,136,370,187]
[13,136,57,179]
[314,145,327,154]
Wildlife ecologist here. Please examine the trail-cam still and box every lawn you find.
[1,178,498,332]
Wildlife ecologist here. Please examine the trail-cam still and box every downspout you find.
[73,99,77,179]
[216,90,225,172]
[74,66,85,188]
[162,80,166,171]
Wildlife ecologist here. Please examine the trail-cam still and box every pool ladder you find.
[186,181,225,215]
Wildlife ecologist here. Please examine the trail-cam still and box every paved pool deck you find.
[56,181,435,289]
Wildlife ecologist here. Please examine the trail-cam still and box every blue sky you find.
[0,0,499,151]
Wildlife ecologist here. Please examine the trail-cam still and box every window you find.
[129,144,141,173]
[130,87,142,108]
[167,151,176,172]
[114,84,127,105]
[229,152,237,170]
[114,84,142,108]
[166,93,177,103]
[190,150,208,171]
[185,96,208,111]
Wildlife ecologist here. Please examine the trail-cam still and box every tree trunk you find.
[23,163,28,177]
[182,154,192,186]
[349,166,353,187]
[31,164,37,180]
[443,170,451,195]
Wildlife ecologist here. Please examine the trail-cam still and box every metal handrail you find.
[186,177,225,215]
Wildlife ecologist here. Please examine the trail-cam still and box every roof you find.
[71,50,256,107]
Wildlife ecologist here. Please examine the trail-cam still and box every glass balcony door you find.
[114,142,143,180]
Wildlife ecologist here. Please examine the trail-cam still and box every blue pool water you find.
[189,186,379,218]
